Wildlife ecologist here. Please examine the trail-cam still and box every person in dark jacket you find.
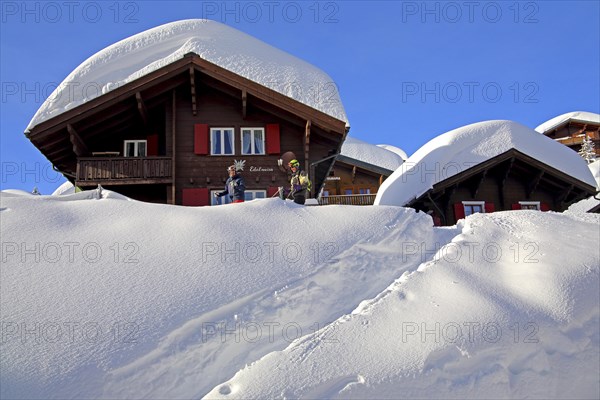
[288,159,311,205]
[215,165,246,203]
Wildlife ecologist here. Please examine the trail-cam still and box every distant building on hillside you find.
[25,20,349,205]
[535,112,600,159]
[319,137,406,205]
[375,120,597,225]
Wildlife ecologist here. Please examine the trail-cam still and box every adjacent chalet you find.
[25,20,349,205]
[375,120,598,225]
[536,111,600,158]
[320,137,405,205]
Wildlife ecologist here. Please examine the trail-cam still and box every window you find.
[359,188,371,195]
[211,128,235,155]
[462,201,485,216]
[322,190,330,197]
[245,190,266,201]
[241,128,265,155]
[124,140,147,157]
[519,201,540,210]
[344,189,353,195]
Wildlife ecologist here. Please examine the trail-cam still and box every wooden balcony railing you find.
[76,156,173,186]
[318,194,377,206]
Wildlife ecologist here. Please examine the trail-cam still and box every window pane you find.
[212,130,221,154]
[255,191,265,199]
[254,130,264,154]
[125,143,135,157]
[224,129,233,154]
[345,189,353,195]
[242,129,252,154]
[244,192,253,201]
[137,142,146,157]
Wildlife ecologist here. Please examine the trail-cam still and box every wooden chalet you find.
[537,113,600,158]
[408,149,596,225]
[25,52,348,205]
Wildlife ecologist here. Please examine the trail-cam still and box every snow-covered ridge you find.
[535,111,600,133]
[375,120,597,207]
[26,19,348,131]
[340,137,405,171]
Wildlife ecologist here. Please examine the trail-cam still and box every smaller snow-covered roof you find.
[535,111,600,133]
[375,120,597,207]
[27,19,348,131]
[567,160,600,213]
[376,144,408,161]
[339,137,404,172]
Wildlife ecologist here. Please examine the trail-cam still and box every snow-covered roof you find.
[376,144,408,160]
[375,120,597,206]
[26,19,348,132]
[340,137,404,172]
[535,111,600,133]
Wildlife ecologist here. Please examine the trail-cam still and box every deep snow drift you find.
[26,19,348,132]
[1,189,598,399]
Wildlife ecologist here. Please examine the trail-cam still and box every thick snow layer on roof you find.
[375,120,597,207]
[51,181,75,196]
[535,111,600,133]
[26,19,348,131]
[376,144,408,160]
[340,137,404,171]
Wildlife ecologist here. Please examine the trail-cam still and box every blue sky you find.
[1,0,599,194]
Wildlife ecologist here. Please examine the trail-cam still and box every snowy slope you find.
[535,111,600,133]
[375,120,597,207]
[1,189,599,399]
[340,137,404,171]
[1,190,431,398]
[26,19,348,131]
[205,211,600,399]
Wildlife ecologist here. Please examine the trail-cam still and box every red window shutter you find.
[267,186,280,197]
[484,202,495,213]
[454,203,466,221]
[182,188,209,206]
[540,202,550,212]
[511,203,521,210]
[194,124,209,155]
[266,124,280,155]
[147,133,159,156]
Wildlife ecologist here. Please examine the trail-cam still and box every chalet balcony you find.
[318,194,377,206]
[76,156,173,186]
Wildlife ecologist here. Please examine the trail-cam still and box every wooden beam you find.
[67,124,88,156]
[498,157,514,210]
[556,184,574,206]
[305,120,311,173]
[470,169,487,198]
[242,89,247,119]
[352,166,356,184]
[189,66,197,116]
[135,92,148,125]
[526,170,544,199]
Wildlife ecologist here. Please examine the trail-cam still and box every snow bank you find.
[51,181,76,196]
[340,137,405,171]
[26,19,348,132]
[375,120,597,207]
[205,211,600,399]
[535,111,600,133]
[0,191,428,399]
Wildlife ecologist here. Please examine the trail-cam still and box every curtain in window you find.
[242,129,252,154]
[254,130,264,154]
[212,131,221,154]
[224,129,233,154]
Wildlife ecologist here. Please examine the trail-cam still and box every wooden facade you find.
[406,149,596,225]
[26,53,348,205]
[319,155,394,205]
[540,118,600,157]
